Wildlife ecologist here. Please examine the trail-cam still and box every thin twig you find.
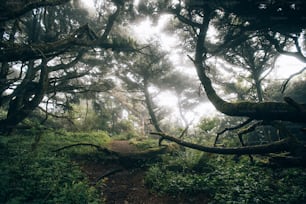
[179,125,190,138]
[214,118,253,146]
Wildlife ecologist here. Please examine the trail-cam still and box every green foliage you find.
[114,119,138,138]
[145,164,214,195]
[129,137,158,150]
[39,130,111,162]
[0,132,106,203]
[145,152,306,203]
[160,149,204,171]
[39,130,110,147]
[70,102,104,131]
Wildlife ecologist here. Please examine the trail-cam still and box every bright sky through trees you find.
[79,0,306,80]
[2,0,306,161]
[78,0,305,124]
[274,56,306,79]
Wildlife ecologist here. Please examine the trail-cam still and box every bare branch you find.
[179,125,189,138]
[94,168,124,185]
[266,34,306,63]
[37,106,75,126]
[215,118,253,146]
[100,2,121,41]
[168,8,202,28]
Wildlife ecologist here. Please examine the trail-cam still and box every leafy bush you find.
[145,164,216,196]
[0,132,103,203]
[36,130,111,154]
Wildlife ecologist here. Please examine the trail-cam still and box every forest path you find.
[81,140,207,204]
[79,140,206,203]
[108,140,138,154]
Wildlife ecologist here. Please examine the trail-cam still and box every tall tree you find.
[0,0,136,133]
[116,45,172,133]
[161,70,207,133]
[221,36,277,102]
[148,0,306,159]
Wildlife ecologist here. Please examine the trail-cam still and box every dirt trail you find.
[108,140,138,154]
[80,140,208,204]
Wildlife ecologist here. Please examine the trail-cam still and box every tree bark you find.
[254,77,263,102]
[0,60,49,133]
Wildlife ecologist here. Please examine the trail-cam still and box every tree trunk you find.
[0,61,49,133]
[177,94,188,129]
[254,77,263,102]
[144,79,163,133]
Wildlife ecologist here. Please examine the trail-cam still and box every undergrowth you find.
[0,130,110,203]
[145,150,306,204]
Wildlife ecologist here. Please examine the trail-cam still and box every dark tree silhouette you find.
[0,0,136,133]
[148,0,306,162]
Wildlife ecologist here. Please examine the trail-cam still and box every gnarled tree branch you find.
[192,17,306,123]
[151,131,297,155]
[0,0,70,22]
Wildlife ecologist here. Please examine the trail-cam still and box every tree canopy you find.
[1,0,306,160]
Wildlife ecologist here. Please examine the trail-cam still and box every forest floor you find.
[79,140,209,204]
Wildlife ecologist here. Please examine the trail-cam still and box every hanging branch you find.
[281,67,306,93]
[37,106,76,126]
[237,121,266,163]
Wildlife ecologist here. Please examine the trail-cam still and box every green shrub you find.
[0,133,102,203]
[145,152,306,204]
[145,164,215,196]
